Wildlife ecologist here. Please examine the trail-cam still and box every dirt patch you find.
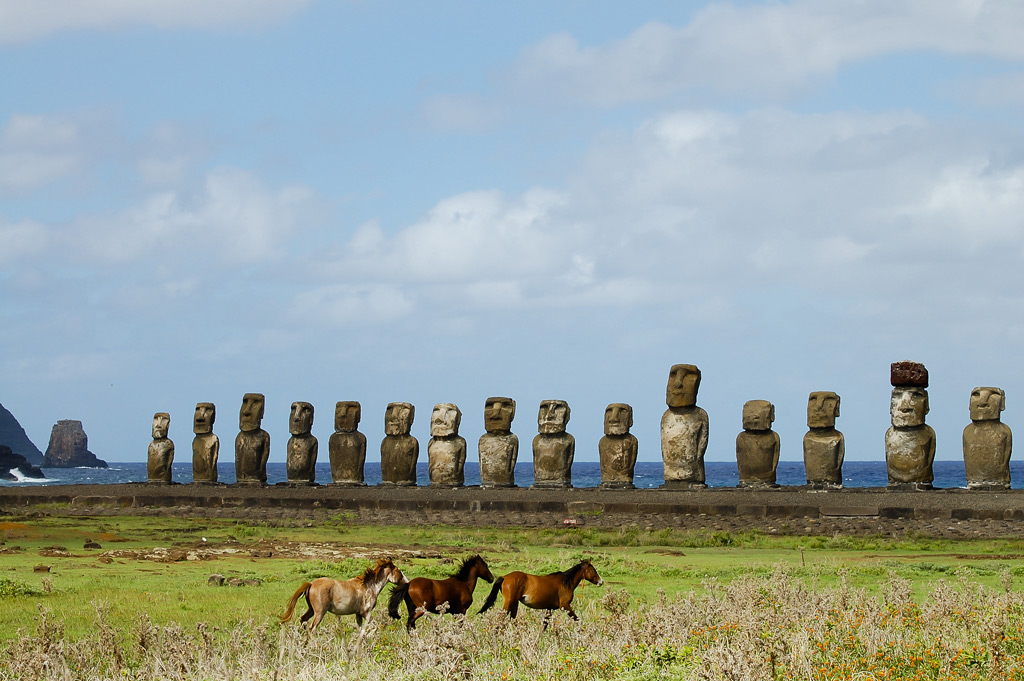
[99,540,448,564]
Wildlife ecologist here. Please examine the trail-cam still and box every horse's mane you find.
[453,555,482,581]
[355,558,393,584]
[558,560,590,587]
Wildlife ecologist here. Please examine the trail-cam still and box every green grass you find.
[3,515,1024,642]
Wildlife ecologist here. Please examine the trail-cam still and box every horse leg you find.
[309,608,327,630]
[541,611,551,631]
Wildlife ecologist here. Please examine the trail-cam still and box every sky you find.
[2,0,1024,466]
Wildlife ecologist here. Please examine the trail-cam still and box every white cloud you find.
[506,0,1024,105]
[0,0,314,44]
[0,114,82,195]
[69,166,314,264]
[0,218,49,263]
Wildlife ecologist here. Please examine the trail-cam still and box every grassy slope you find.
[2,515,1024,641]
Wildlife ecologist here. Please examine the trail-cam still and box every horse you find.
[478,558,603,628]
[279,557,408,640]
[388,554,494,629]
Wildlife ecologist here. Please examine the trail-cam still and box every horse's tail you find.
[279,582,311,623]
[388,582,410,619]
[478,576,504,614]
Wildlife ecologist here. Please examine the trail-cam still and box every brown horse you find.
[478,559,603,628]
[388,555,494,629]
[280,558,408,639]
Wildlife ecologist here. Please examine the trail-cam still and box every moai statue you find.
[191,402,220,483]
[234,393,270,485]
[661,364,710,489]
[380,402,418,486]
[599,403,638,489]
[284,401,318,486]
[147,412,174,484]
[532,400,574,488]
[329,401,366,486]
[803,392,844,488]
[885,361,935,489]
[479,397,518,488]
[736,400,780,487]
[428,403,467,487]
[963,387,1012,490]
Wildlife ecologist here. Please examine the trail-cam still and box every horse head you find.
[389,564,410,585]
[469,555,495,583]
[581,559,603,586]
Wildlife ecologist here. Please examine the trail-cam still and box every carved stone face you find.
[484,397,515,433]
[538,400,570,434]
[194,402,215,434]
[431,403,462,437]
[289,401,314,435]
[604,403,633,436]
[239,393,265,432]
[890,387,928,427]
[152,412,170,439]
[807,392,840,429]
[666,364,701,408]
[969,387,1005,421]
[384,402,414,436]
[335,401,361,432]
[742,400,774,430]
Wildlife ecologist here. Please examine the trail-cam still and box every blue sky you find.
[2,0,1024,466]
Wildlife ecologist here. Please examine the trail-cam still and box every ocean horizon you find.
[4,459,1020,489]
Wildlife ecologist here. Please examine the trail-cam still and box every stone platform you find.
[2,484,1023,530]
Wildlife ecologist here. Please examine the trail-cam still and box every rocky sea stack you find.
[0,444,45,481]
[43,420,108,468]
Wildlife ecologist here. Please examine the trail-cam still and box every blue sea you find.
[4,460,1023,489]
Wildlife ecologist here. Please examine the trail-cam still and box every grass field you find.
[3,514,1024,679]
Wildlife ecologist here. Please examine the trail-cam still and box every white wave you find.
[5,468,54,483]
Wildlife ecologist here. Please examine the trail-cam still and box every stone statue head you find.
[807,391,840,429]
[890,387,928,427]
[538,400,570,434]
[335,401,361,432]
[430,403,462,437]
[152,412,170,439]
[666,364,701,408]
[969,387,1005,422]
[604,403,633,436]
[384,402,414,436]
[742,400,774,431]
[194,402,216,434]
[289,401,314,436]
[484,397,515,433]
[239,393,265,432]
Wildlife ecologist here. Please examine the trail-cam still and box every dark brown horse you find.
[388,555,494,629]
[280,558,408,640]
[479,559,603,628]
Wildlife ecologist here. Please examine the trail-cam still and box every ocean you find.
[3,460,1020,489]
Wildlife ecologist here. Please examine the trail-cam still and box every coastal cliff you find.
[0,402,44,465]
[42,420,108,468]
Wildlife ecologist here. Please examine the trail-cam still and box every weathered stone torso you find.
[147,440,174,483]
[192,434,220,483]
[381,435,418,485]
[599,434,638,488]
[478,433,518,487]
[329,431,366,485]
[736,431,780,487]
[532,433,574,488]
[885,425,936,485]
[235,430,270,484]
[803,429,844,486]
[963,421,1012,489]
[286,434,318,484]
[428,436,467,486]
[661,407,708,485]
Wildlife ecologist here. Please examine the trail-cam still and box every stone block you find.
[891,361,928,387]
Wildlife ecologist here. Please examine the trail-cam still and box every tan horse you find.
[478,559,603,628]
[280,558,408,639]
